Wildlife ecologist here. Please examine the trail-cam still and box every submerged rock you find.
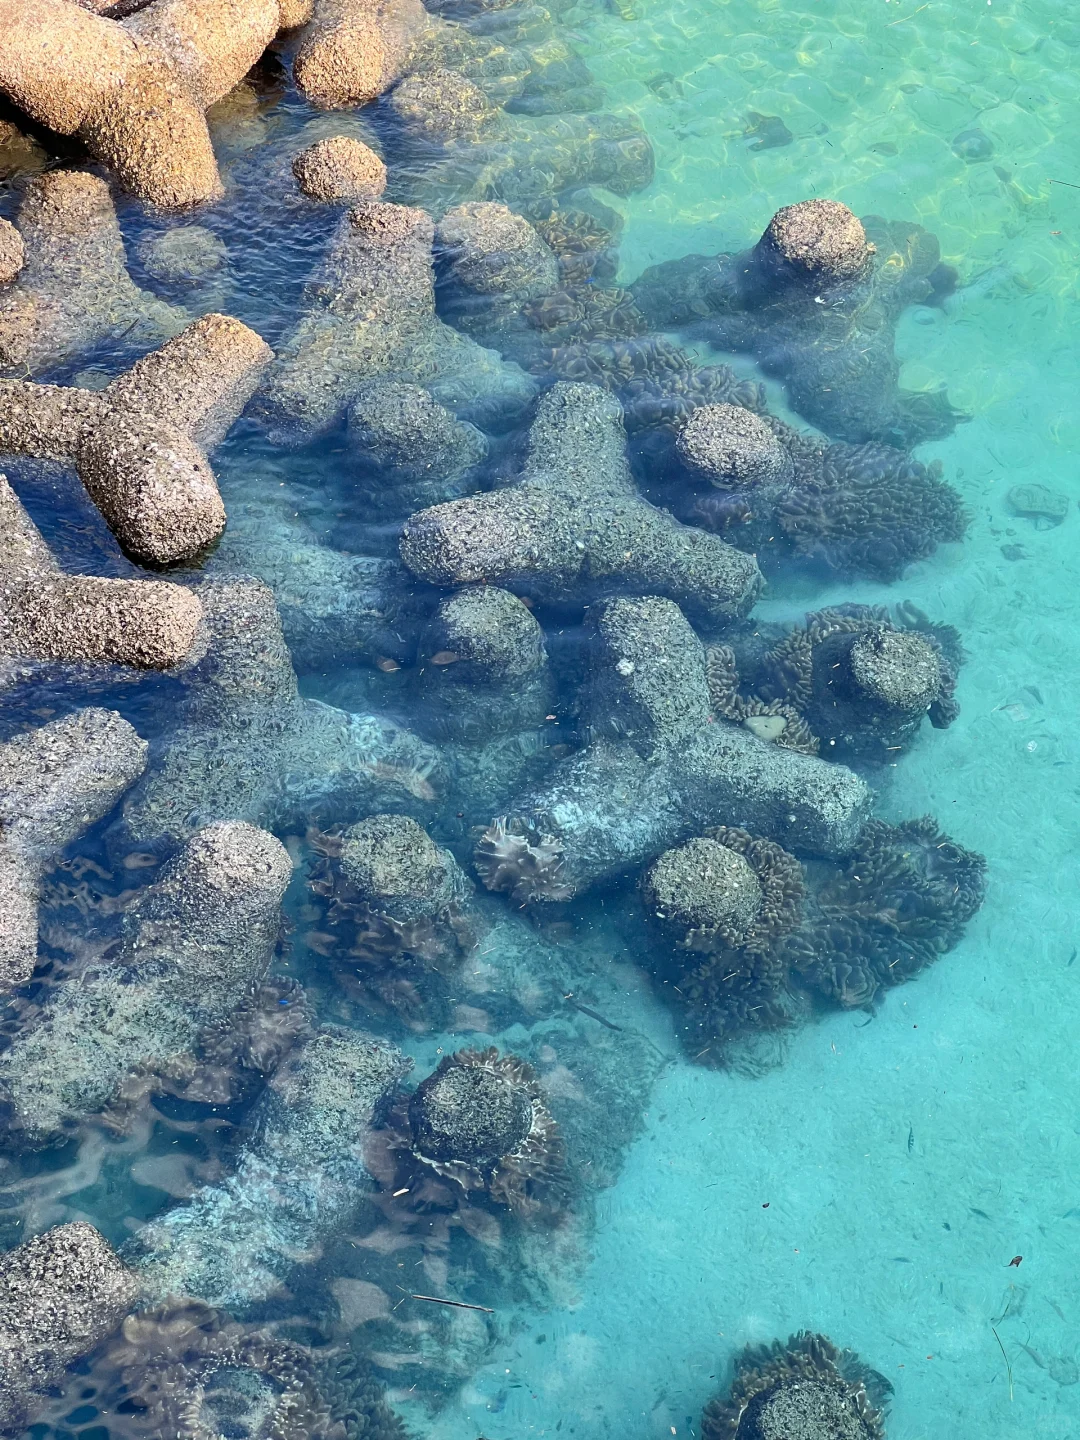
[413,585,554,742]
[347,379,488,515]
[137,225,228,287]
[127,1026,412,1309]
[388,66,654,211]
[0,171,189,377]
[475,596,872,905]
[119,576,444,846]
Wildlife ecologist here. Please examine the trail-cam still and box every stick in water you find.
[404,1290,495,1314]
[991,1326,1014,1402]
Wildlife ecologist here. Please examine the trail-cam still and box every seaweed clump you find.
[641,829,806,1063]
[705,644,820,757]
[709,604,963,763]
[770,442,968,582]
[678,417,968,584]
[703,1331,889,1440]
[394,1046,566,1217]
[66,1301,406,1440]
[784,817,986,1009]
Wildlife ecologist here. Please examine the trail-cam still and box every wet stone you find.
[1007,483,1068,528]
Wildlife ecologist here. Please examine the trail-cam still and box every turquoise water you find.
[3,1,1080,1437]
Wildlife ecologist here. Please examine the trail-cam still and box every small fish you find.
[375,656,401,673]
[429,650,459,665]
[907,1125,915,1154]
[971,1207,990,1219]
[1068,948,1076,968]
[122,852,160,870]
[1008,1255,1023,1268]
[1024,685,1045,705]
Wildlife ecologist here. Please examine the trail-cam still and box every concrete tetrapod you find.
[401,382,763,625]
[292,0,429,109]
[0,171,189,377]
[127,1026,412,1309]
[259,201,535,444]
[630,199,961,447]
[0,0,283,206]
[0,313,272,565]
[475,597,873,905]
[119,575,444,846]
[387,67,654,213]
[0,1222,139,1434]
[0,708,147,991]
[0,475,204,671]
[0,821,292,1143]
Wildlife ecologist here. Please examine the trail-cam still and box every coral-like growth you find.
[705,644,820,756]
[475,816,573,905]
[702,1331,889,1440]
[71,1301,406,1440]
[754,605,961,761]
[784,816,986,1008]
[771,442,968,582]
[404,1046,566,1215]
[642,827,806,1064]
[671,403,967,585]
[544,336,767,436]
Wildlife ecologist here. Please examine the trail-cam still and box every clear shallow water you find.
[4,1,1080,1438]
